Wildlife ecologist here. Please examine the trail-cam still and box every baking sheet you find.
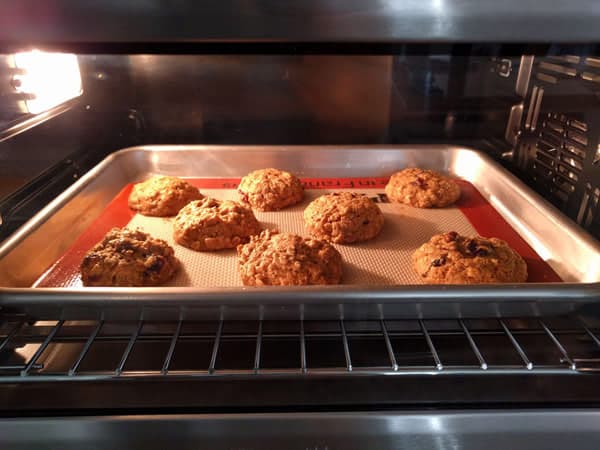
[35,177,561,287]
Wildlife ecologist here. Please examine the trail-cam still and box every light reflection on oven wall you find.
[0,51,86,204]
[126,54,392,144]
[10,50,82,115]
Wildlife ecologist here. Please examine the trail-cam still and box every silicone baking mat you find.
[35,177,561,287]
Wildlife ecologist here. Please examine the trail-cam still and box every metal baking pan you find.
[0,145,599,320]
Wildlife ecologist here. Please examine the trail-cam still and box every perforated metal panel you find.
[517,53,600,240]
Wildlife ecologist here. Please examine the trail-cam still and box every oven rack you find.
[1,314,600,381]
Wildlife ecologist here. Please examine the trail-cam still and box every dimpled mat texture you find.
[120,188,477,287]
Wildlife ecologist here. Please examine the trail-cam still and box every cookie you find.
[385,168,460,208]
[237,229,343,286]
[412,231,528,284]
[173,197,261,251]
[128,175,203,216]
[238,168,304,211]
[303,192,384,244]
[80,228,178,286]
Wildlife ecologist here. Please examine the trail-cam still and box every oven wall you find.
[0,55,134,240]
[92,51,512,147]
[118,55,393,144]
[1,49,599,242]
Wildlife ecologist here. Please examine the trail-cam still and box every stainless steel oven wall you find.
[124,55,393,144]
[1,49,599,243]
[110,51,513,146]
[85,51,518,147]
[3,411,600,450]
[0,51,460,241]
[0,55,133,241]
[2,1,600,45]
[388,50,576,148]
[0,109,86,240]
[389,49,528,147]
[118,50,600,242]
[0,55,26,129]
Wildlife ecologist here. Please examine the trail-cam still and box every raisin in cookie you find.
[173,197,261,251]
[238,168,304,211]
[80,228,178,286]
[412,231,528,284]
[304,192,384,244]
[385,168,460,208]
[237,229,343,286]
[128,175,203,217]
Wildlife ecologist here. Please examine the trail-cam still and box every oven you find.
[1,1,600,448]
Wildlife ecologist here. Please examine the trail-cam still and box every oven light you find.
[11,50,82,115]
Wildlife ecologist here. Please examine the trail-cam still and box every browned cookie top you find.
[238,168,304,211]
[412,231,528,284]
[304,192,384,244]
[128,175,203,217]
[173,197,261,251]
[385,168,460,208]
[237,229,343,286]
[80,227,179,286]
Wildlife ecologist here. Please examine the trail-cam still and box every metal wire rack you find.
[1,314,600,381]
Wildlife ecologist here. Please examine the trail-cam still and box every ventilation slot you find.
[566,129,588,147]
[584,57,600,68]
[559,154,582,171]
[544,119,564,135]
[581,71,600,85]
[539,61,577,78]
[557,165,578,182]
[581,59,600,86]
[536,138,558,155]
[536,57,579,85]
[532,113,590,207]
[564,143,586,159]
[536,72,558,84]
[577,184,600,236]
[535,151,554,168]
[570,119,588,132]
[549,55,581,65]
[555,176,576,194]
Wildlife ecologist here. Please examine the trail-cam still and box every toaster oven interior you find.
[1,42,600,442]
[1,47,599,244]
